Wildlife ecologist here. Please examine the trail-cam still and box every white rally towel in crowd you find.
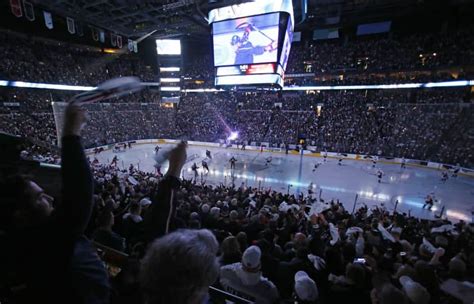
[422,237,437,254]
[378,222,396,242]
[71,77,143,105]
[127,176,138,186]
[304,201,330,220]
[431,224,455,234]
[307,254,326,271]
[346,226,364,236]
[329,223,340,246]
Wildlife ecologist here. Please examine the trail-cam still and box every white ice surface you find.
[92,143,474,223]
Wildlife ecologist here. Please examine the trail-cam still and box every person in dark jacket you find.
[92,210,126,252]
[143,141,188,242]
[0,103,110,304]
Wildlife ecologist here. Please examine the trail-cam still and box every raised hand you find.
[165,142,187,178]
[63,103,86,137]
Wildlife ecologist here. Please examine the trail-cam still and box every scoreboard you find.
[209,0,294,88]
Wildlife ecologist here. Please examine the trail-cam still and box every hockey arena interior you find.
[1,0,474,303]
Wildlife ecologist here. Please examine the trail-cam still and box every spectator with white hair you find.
[140,229,219,304]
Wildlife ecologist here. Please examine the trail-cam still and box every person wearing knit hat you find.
[294,271,318,303]
[220,246,279,304]
[230,210,239,220]
[201,203,210,214]
[139,197,152,207]
[210,206,221,218]
[399,276,431,304]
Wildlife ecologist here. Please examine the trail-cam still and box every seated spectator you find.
[139,229,219,304]
[220,245,279,304]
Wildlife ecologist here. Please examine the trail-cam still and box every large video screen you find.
[155,39,181,55]
[213,13,280,66]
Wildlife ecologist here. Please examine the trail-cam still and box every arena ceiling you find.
[36,0,470,39]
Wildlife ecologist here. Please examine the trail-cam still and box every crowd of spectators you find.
[0,31,155,86]
[2,28,474,90]
[1,87,473,167]
[2,107,472,303]
[286,27,474,74]
[94,155,474,303]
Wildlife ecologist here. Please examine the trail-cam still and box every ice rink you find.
[93,143,474,223]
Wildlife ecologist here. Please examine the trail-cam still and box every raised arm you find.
[59,103,93,236]
[144,142,187,242]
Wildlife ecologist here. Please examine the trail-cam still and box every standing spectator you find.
[0,103,110,303]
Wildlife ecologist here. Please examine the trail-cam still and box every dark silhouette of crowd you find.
[2,88,472,167]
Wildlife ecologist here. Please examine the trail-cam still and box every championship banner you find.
[10,0,22,17]
[67,17,75,34]
[92,27,98,41]
[76,22,83,36]
[99,30,105,43]
[23,0,35,21]
[128,39,133,51]
[43,11,53,29]
[293,31,301,42]
[111,33,116,46]
[117,35,122,48]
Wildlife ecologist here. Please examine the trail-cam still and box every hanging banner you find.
[99,30,105,43]
[23,0,35,21]
[117,35,122,48]
[111,33,116,46]
[293,32,301,42]
[67,17,75,34]
[133,41,138,53]
[43,11,53,29]
[10,0,22,17]
[92,27,98,41]
[128,39,133,51]
[76,22,83,36]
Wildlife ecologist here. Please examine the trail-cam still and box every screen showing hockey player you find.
[213,13,279,66]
